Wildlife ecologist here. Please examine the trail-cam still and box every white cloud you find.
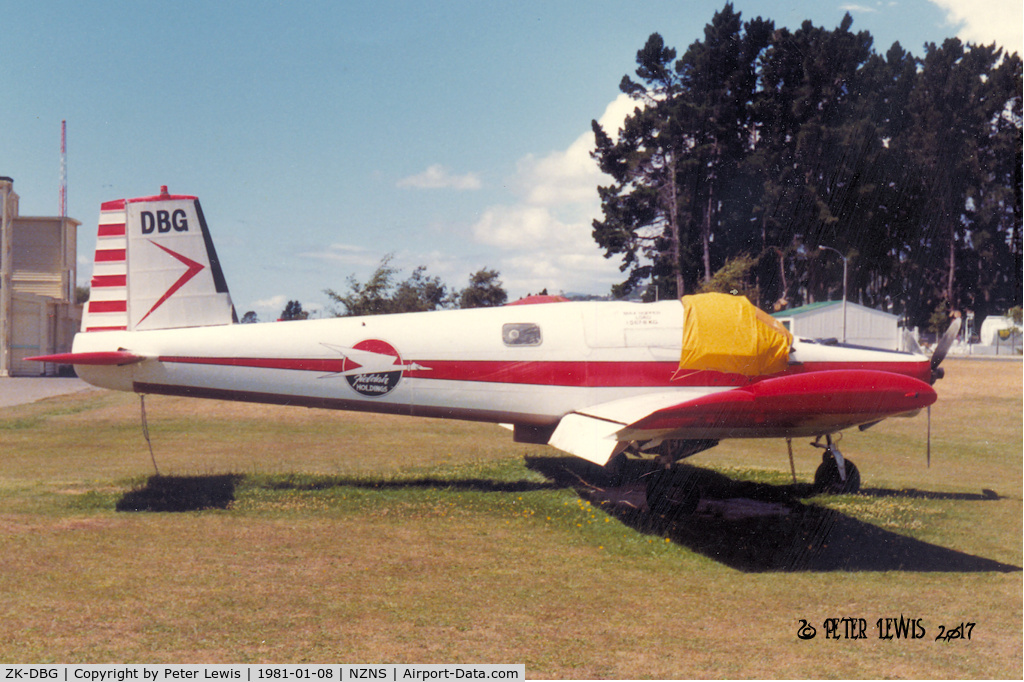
[253,294,288,312]
[467,94,638,296]
[297,242,379,266]
[513,91,640,204]
[248,294,324,319]
[397,164,482,190]
[292,94,640,300]
[839,3,880,14]
[472,205,581,249]
[497,249,626,296]
[928,0,1023,55]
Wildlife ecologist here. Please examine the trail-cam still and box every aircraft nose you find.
[899,377,937,410]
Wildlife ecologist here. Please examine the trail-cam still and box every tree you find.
[697,253,759,303]
[674,5,773,282]
[592,32,687,298]
[752,14,878,306]
[279,300,308,321]
[391,266,449,313]
[957,52,1023,322]
[240,310,259,324]
[457,268,508,308]
[325,254,400,317]
[325,254,450,316]
[592,5,775,299]
[906,39,1005,313]
[592,4,1021,325]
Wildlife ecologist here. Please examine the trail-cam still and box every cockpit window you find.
[502,323,542,346]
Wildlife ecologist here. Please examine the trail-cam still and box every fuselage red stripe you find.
[161,356,352,373]
[409,360,666,386]
[157,356,932,388]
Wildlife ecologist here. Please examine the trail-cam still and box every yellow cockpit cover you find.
[678,293,793,376]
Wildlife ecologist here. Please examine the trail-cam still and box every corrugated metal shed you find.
[772,301,900,350]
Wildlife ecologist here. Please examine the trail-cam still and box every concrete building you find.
[0,177,81,376]
[773,300,901,350]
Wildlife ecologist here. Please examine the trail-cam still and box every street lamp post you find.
[818,245,848,343]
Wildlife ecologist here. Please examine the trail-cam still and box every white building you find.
[772,300,901,350]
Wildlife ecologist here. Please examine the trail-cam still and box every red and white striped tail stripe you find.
[84,200,129,332]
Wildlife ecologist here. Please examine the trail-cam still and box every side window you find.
[502,323,542,346]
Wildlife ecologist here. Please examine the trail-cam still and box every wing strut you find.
[786,437,797,484]
[140,395,160,475]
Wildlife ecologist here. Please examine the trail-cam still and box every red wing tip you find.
[26,351,146,366]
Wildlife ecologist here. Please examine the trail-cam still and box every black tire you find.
[813,452,861,494]
[645,468,700,517]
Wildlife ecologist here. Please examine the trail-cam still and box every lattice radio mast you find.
[59,120,67,219]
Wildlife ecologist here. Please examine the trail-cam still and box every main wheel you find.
[645,468,700,517]
[813,453,861,494]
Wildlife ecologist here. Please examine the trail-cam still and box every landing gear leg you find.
[635,440,717,517]
[812,434,860,494]
[645,466,700,516]
[643,446,700,517]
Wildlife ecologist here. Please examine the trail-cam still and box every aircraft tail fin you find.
[83,186,235,332]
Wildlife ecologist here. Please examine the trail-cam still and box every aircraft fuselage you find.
[70,299,933,442]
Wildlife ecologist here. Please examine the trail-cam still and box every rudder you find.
[83,186,234,332]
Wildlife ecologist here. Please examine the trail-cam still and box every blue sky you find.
[3,0,1020,318]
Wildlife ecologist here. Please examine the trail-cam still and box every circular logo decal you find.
[345,339,404,397]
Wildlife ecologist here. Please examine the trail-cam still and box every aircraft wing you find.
[547,391,702,465]
[547,370,936,465]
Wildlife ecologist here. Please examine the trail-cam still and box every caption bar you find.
[1,667,524,682]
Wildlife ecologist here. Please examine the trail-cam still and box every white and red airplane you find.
[31,188,956,512]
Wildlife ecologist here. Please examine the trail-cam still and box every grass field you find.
[0,359,1020,677]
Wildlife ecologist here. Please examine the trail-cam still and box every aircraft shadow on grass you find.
[115,473,560,513]
[524,456,1021,574]
[116,462,1019,574]
[117,474,243,512]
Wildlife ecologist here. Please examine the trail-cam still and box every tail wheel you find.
[813,452,861,494]
[645,468,700,517]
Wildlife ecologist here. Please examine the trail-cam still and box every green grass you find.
[0,359,1020,677]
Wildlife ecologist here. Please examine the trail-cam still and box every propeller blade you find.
[931,317,962,375]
